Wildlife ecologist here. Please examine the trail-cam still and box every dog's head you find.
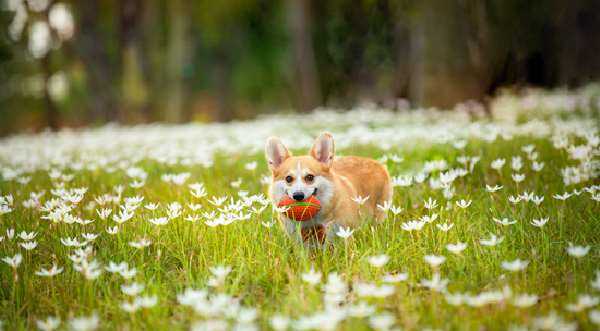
[265,132,335,211]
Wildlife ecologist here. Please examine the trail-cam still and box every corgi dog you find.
[265,132,392,245]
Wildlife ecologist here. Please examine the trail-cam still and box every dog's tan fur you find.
[266,132,392,243]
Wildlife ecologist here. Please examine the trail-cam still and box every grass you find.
[0,115,599,330]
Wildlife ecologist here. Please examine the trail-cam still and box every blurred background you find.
[1,0,600,135]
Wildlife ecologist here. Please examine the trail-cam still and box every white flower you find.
[129,238,152,249]
[351,195,370,205]
[369,313,395,331]
[18,231,37,241]
[455,199,471,208]
[177,288,208,306]
[420,272,448,292]
[121,282,145,296]
[532,311,575,331]
[191,320,228,331]
[424,197,438,210]
[244,161,258,171]
[355,282,395,298]
[210,265,232,279]
[565,295,599,312]
[512,173,525,183]
[445,292,465,306]
[376,200,392,212]
[335,226,354,239]
[493,217,517,226]
[508,195,521,204]
[120,268,137,280]
[436,223,454,232]
[522,144,535,154]
[446,242,467,254]
[144,203,160,211]
[301,268,321,285]
[130,180,145,188]
[105,261,127,273]
[2,253,22,268]
[424,255,446,268]
[96,208,112,220]
[531,195,544,205]
[553,192,572,200]
[512,294,539,308]
[591,271,600,291]
[68,313,99,331]
[35,263,63,277]
[501,259,529,272]
[36,316,61,331]
[480,234,504,246]
[73,259,103,280]
[382,272,408,283]
[260,220,274,228]
[567,243,590,257]
[189,182,207,198]
[270,315,290,331]
[486,184,503,193]
[147,217,169,226]
[401,220,425,232]
[392,175,412,187]
[166,202,182,219]
[323,272,348,305]
[368,254,389,268]
[208,196,227,206]
[532,161,545,171]
[511,156,522,171]
[389,205,403,215]
[20,241,38,250]
[112,207,134,224]
[531,218,549,227]
[347,302,376,317]
[120,300,140,313]
[590,309,600,325]
[208,265,232,287]
[421,213,438,223]
[106,226,118,235]
[491,158,505,171]
[135,295,158,308]
[230,177,243,188]
[161,172,190,185]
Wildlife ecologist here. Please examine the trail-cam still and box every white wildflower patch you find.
[0,88,597,329]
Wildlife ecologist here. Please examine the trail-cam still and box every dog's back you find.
[331,156,392,220]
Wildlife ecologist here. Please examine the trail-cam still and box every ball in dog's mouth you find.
[277,195,321,221]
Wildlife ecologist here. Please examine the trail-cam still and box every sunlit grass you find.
[0,129,598,331]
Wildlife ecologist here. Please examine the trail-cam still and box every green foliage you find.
[0,134,598,330]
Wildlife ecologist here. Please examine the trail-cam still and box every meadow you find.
[0,87,599,330]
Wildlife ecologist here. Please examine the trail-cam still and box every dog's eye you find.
[305,174,314,182]
[285,175,294,183]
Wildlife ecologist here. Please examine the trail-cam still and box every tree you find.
[287,0,321,112]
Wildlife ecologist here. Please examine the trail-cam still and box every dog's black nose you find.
[292,192,305,201]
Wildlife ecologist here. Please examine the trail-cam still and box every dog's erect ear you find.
[265,137,290,171]
[310,132,335,167]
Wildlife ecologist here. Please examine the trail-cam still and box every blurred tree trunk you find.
[41,55,59,130]
[214,44,234,122]
[408,19,425,106]
[392,10,411,106]
[164,0,190,123]
[409,1,486,108]
[119,0,147,122]
[75,0,117,123]
[287,0,321,112]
